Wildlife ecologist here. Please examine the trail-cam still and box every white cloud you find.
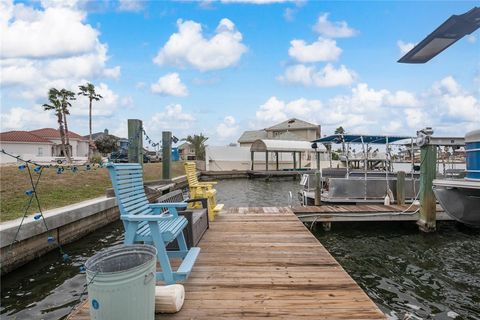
[216,116,239,140]
[153,18,247,71]
[404,108,429,129]
[283,7,296,22]
[103,66,121,79]
[118,0,145,12]
[386,90,420,107]
[0,104,55,131]
[0,1,120,99]
[278,63,356,87]
[145,104,195,133]
[255,96,288,125]
[432,75,461,95]
[1,4,98,59]
[466,34,476,44]
[151,73,188,97]
[397,40,415,56]
[73,83,120,117]
[313,13,358,38]
[288,37,342,62]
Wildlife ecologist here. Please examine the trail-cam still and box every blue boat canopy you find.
[312,134,412,145]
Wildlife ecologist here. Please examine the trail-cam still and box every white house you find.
[0,128,89,164]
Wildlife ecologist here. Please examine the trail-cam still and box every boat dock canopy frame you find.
[250,139,325,171]
[313,134,411,145]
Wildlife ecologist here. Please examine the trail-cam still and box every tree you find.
[95,134,119,155]
[334,126,346,154]
[43,88,71,163]
[78,83,103,160]
[334,126,345,135]
[58,89,76,160]
[182,134,208,160]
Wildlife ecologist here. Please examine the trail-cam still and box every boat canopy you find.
[313,134,412,145]
[251,139,326,152]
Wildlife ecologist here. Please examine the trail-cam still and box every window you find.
[38,147,43,156]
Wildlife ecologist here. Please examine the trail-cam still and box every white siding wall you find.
[0,142,53,164]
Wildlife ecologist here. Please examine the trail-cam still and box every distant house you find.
[84,128,129,152]
[178,142,196,160]
[237,118,321,147]
[0,128,88,163]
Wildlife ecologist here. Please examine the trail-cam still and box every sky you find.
[1,0,479,148]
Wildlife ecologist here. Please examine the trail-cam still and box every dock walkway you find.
[68,208,385,319]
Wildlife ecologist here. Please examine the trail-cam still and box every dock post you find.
[396,171,405,205]
[162,131,172,180]
[314,171,321,206]
[265,151,268,171]
[299,152,302,169]
[251,151,254,170]
[418,145,437,232]
[322,222,331,231]
[275,151,279,170]
[128,119,143,164]
[293,152,296,169]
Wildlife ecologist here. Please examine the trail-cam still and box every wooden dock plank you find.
[68,210,385,320]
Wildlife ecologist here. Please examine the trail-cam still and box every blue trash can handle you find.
[144,272,154,285]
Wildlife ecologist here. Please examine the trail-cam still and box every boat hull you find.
[433,182,480,226]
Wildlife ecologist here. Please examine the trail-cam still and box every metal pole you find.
[265,151,268,171]
[361,136,367,200]
[276,151,279,170]
[128,119,143,164]
[162,131,172,179]
[418,145,437,232]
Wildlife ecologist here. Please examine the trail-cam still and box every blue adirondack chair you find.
[107,163,200,284]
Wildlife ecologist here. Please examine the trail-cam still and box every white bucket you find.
[85,245,157,320]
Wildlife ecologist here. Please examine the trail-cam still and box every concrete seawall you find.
[0,175,190,274]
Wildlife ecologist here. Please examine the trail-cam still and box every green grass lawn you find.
[0,162,186,222]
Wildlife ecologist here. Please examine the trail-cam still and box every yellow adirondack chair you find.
[184,161,224,221]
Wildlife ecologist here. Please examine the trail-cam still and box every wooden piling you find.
[128,119,143,164]
[162,131,172,180]
[314,171,321,206]
[396,171,405,205]
[418,145,437,232]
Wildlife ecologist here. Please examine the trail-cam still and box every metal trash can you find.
[85,244,157,320]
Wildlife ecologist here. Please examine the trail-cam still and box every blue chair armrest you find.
[121,214,176,222]
[150,203,187,217]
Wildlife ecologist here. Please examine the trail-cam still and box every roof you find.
[178,142,191,150]
[313,134,412,144]
[30,128,86,140]
[237,130,267,143]
[250,139,326,152]
[0,131,53,143]
[266,118,319,131]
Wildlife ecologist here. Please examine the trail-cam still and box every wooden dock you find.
[292,204,452,222]
[68,208,385,319]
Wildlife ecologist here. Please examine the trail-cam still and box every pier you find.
[292,204,452,223]
[68,208,385,319]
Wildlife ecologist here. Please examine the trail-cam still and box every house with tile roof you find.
[237,118,321,147]
[0,128,89,164]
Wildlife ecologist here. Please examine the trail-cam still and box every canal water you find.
[1,179,479,319]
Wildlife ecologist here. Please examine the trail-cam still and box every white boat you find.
[433,130,480,226]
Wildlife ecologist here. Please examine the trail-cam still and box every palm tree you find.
[43,88,71,163]
[182,134,208,160]
[78,83,103,159]
[58,89,76,160]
